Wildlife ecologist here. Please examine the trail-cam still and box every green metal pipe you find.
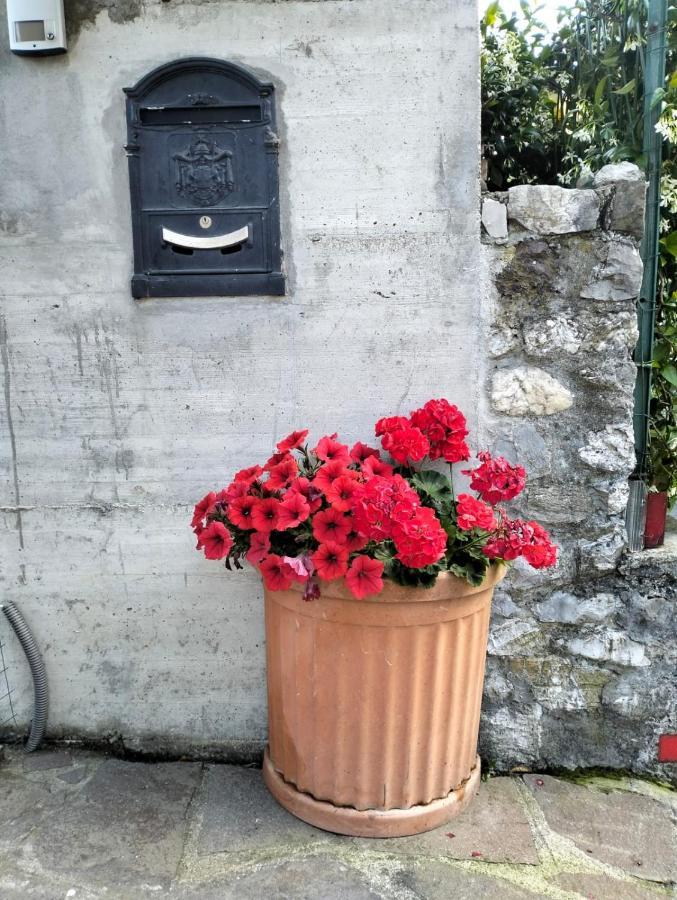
[633,0,668,476]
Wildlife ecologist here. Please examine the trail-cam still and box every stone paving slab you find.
[1,756,202,891]
[1,749,676,899]
[524,773,677,884]
[352,776,539,865]
[394,860,540,899]
[174,855,385,899]
[195,763,336,856]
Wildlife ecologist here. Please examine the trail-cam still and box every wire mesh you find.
[0,628,18,728]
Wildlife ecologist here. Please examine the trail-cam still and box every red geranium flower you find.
[312,507,351,544]
[266,455,298,491]
[228,495,257,530]
[234,465,263,486]
[345,556,384,599]
[410,399,470,463]
[246,532,270,565]
[392,506,447,568]
[350,442,380,463]
[251,497,281,532]
[314,460,355,496]
[521,521,557,568]
[482,516,531,561]
[456,494,496,532]
[374,415,410,436]
[277,492,311,530]
[312,542,349,581]
[351,474,420,542]
[197,521,233,560]
[276,429,309,452]
[380,425,430,465]
[259,554,295,591]
[325,474,360,512]
[462,451,526,505]
[314,435,351,464]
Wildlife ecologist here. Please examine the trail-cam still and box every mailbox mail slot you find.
[124,57,284,298]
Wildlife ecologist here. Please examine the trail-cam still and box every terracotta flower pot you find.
[262,565,505,837]
[644,491,668,549]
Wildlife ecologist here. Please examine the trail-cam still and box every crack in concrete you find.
[0,315,23,551]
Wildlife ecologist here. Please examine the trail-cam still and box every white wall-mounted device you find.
[7,0,67,55]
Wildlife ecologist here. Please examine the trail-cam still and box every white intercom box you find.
[7,0,67,55]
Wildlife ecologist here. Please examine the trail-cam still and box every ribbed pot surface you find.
[264,567,503,812]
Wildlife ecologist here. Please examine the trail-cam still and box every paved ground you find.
[0,747,675,899]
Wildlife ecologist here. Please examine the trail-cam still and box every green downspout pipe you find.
[633,0,668,477]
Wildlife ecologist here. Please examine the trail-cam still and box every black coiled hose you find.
[2,601,48,752]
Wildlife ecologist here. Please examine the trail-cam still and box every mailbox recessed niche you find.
[124,57,284,299]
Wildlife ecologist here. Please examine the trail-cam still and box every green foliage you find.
[482,0,677,506]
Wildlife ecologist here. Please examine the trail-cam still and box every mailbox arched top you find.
[123,56,275,102]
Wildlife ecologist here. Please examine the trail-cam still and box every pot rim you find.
[277,562,505,605]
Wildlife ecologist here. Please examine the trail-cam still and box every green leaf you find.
[410,470,453,502]
[594,76,608,106]
[660,364,677,387]
[613,79,636,96]
[661,231,677,257]
[484,0,501,26]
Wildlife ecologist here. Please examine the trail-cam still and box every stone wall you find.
[0,0,482,751]
[479,168,677,783]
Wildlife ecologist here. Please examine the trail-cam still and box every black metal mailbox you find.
[124,57,284,298]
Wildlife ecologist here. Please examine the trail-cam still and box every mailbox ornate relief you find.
[124,57,284,298]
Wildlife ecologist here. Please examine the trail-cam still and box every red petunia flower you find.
[228,495,257,530]
[287,476,324,513]
[360,455,394,478]
[259,554,295,591]
[197,521,233,560]
[277,492,311,530]
[345,556,384,599]
[276,429,309,452]
[350,442,380,464]
[314,435,351,464]
[312,507,351,544]
[251,497,281,532]
[266,455,298,491]
[312,542,349,581]
[234,465,263,486]
[380,425,430,465]
[456,494,496,532]
[325,474,360,512]
[191,492,216,530]
[462,451,526,505]
[246,532,270,565]
[314,460,355,496]
[263,451,288,472]
[344,528,368,552]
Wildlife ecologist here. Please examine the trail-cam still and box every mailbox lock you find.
[199,216,212,230]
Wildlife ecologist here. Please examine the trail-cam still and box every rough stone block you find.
[523,315,581,357]
[610,180,647,238]
[535,591,619,625]
[482,197,508,239]
[565,629,649,667]
[593,162,646,186]
[580,241,643,301]
[491,366,573,416]
[578,423,636,473]
[508,184,599,234]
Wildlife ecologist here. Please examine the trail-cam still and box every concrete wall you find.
[0,0,481,752]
